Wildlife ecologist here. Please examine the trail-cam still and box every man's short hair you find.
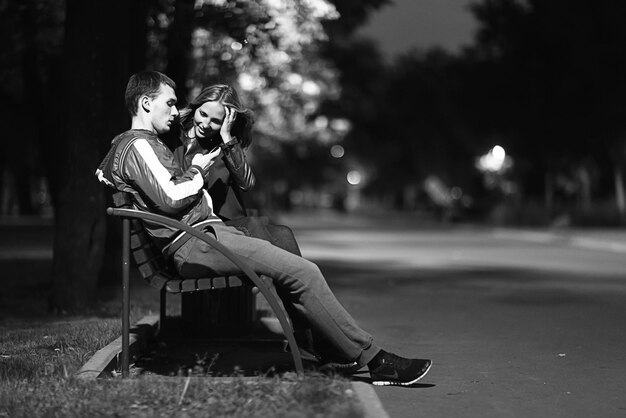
[125,71,177,116]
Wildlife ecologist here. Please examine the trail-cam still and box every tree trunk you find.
[165,0,195,101]
[98,0,149,288]
[544,171,554,215]
[49,0,140,313]
[577,165,591,212]
[614,165,626,219]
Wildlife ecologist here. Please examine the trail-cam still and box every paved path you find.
[283,217,626,418]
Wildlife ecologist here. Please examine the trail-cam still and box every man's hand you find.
[220,106,237,143]
[191,147,222,172]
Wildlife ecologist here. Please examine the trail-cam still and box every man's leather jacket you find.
[96,129,221,250]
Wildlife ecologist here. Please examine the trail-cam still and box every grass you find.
[0,318,120,381]
[0,288,363,417]
[1,372,362,417]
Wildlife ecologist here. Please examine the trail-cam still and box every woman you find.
[174,84,302,255]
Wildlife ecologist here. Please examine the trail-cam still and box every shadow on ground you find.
[130,320,305,378]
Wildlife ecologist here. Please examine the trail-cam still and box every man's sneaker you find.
[369,351,432,386]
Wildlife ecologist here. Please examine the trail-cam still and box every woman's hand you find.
[191,147,222,172]
[220,106,237,144]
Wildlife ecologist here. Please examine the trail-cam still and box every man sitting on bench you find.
[96,70,432,386]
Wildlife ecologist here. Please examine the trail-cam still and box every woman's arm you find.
[220,139,256,191]
[219,107,256,191]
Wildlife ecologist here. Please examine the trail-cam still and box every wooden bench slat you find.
[165,279,182,293]
[132,247,153,264]
[130,219,143,231]
[130,232,151,250]
[181,279,197,292]
[148,273,171,290]
[196,278,213,291]
[137,260,161,279]
[212,276,226,289]
[227,276,243,287]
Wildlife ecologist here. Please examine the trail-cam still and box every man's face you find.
[149,84,178,134]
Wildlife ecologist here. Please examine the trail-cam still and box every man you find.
[97,70,432,386]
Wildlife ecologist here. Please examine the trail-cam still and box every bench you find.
[106,191,303,377]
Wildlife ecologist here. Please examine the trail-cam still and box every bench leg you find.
[121,218,130,378]
[159,287,166,334]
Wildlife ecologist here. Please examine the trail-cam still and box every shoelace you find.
[386,353,412,367]
[375,353,413,371]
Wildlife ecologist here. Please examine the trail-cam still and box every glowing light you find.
[195,0,226,6]
[238,73,259,91]
[230,41,243,51]
[492,145,505,161]
[476,145,511,172]
[287,73,303,86]
[330,118,351,134]
[347,170,362,185]
[269,51,290,66]
[330,145,344,158]
[302,80,320,96]
[314,115,328,130]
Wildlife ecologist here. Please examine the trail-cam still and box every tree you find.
[49,0,148,313]
[468,0,626,218]
[319,0,481,207]
[313,0,395,202]
[0,0,64,216]
[188,0,341,141]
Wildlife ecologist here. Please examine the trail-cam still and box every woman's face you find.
[193,101,225,139]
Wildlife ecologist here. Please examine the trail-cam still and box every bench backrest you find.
[110,191,256,294]
[111,192,173,290]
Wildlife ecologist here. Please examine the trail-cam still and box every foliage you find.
[149,0,344,144]
[0,0,65,215]
[0,0,65,103]
[313,0,396,201]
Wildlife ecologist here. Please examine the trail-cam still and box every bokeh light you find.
[330,145,345,158]
[476,145,511,173]
[347,170,362,185]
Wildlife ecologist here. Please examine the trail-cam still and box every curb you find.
[352,382,391,418]
[75,315,159,379]
[569,236,626,254]
[493,228,626,254]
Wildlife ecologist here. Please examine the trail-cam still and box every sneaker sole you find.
[371,361,432,386]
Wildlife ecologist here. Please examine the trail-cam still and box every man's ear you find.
[140,95,151,113]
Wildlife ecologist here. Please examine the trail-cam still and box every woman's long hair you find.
[179,84,254,148]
